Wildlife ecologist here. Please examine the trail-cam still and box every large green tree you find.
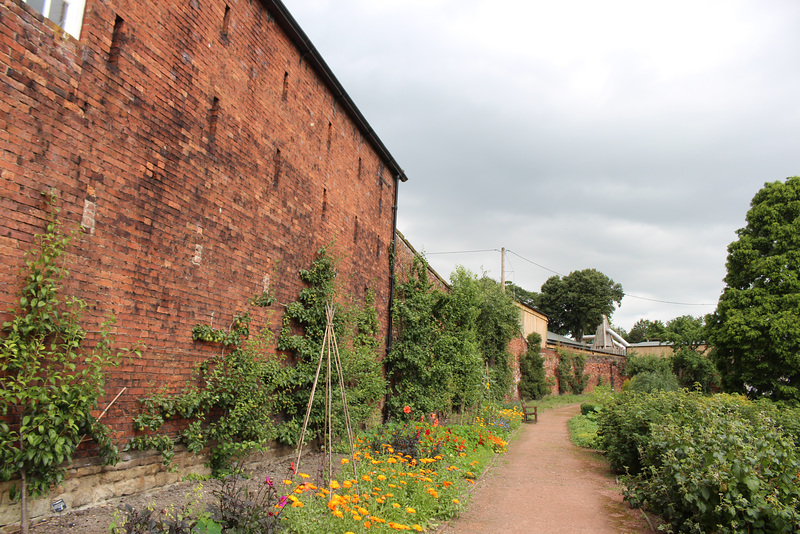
[625,318,666,343]
[707,176,800,402]
[538,268,624,341]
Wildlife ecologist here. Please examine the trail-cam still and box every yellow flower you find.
[298,472,310,479]
[353,515,362,521]
[393,502,401,508]
[330,480,341,489]
[413,525,424,532]
[406,507,416,514]
[452,499,460,504]
[333,509,344,518]
[341,458,350,465]
[283,479,293,485]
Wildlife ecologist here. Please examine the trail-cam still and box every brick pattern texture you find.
[1,0,400,442]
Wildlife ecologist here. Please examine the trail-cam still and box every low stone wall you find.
[0,442,299,531]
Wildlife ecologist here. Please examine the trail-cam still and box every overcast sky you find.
[283,0,800,332]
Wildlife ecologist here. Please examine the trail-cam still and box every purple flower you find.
[265,476,274,487]
[277,496,288,508]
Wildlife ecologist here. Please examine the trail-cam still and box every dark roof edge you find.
[264,0,408,183]
[395,229,451,290]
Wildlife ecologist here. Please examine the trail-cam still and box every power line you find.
[506,249,563,276]
[427,247,715,308]
[624,294,715,306]
[425,248,499,255]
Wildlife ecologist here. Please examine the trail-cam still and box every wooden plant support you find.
[294,302,359,493]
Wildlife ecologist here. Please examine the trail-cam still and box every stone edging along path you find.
[438,404,654,534]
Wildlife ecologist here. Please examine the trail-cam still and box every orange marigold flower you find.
[406,507,416,514]
[413,525,424,532]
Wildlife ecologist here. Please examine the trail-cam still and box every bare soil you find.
[21,405,655,533]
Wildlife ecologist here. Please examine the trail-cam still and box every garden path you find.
[439,404,653,534]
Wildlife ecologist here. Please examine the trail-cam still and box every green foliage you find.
[129,314,285,475]
[599,391,800,533]
[518,333,549,400]
[624,370,680,393]
[554,349,589,395]
[0,192,132,528]
[663,315,706,353]
[385,260,481,418]
[625,319,666,343]
[707,176,800,403]
[624,352,672,378]
[671,348,719,392]
[538,268,624,341]
[474,276,520,401]
[276,247,386,445]
[568,414,599,449]
[386,262,520,417]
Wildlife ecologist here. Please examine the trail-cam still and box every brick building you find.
[1,0,406,509]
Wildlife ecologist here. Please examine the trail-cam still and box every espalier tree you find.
[0,192,135,534]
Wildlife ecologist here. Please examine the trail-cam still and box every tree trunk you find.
[20,467,29,534]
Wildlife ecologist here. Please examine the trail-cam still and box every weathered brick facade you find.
[1,0,404,444]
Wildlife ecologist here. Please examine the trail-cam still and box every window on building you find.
[23,0,86,39]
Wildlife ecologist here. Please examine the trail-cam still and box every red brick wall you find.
[514,345,626,399]
[1,0,399,441]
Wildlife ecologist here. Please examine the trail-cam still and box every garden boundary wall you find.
[1,0,406,528]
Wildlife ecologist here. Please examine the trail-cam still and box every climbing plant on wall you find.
[276,247,386,445]
[128,306,291,475]
[0,191,135,533]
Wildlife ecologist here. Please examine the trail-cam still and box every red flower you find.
[403,405,411,414]
[290,462,296,474]
[425,428,431,436]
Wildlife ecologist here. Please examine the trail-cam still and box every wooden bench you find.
[520,401,538,423]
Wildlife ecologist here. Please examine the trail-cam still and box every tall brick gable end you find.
[0,0,403,443]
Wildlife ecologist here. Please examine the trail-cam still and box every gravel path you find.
[439,404,653,534]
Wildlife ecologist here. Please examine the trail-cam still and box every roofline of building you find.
[263,0,408,183]
[395,229,451,289]
[513,300,549,319]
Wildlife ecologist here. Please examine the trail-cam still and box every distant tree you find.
[663,315,706,353]
[504,282,539,309]
[706,176,800,403]
[538,269,624,342]
[625,319,666,343]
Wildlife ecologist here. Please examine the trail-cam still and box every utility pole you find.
[501,247,505,291]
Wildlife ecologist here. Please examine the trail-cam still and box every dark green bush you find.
[624,353,671,377]
[518,333,549,400]
[598,390,800,533]
[625,370,680,393]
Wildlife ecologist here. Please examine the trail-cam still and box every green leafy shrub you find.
[671,348,719,392]
[518,333,549,400]
[624,370,680,393]
[568,414,599,449]
[624,352,672,377]
[598,390,800,533]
